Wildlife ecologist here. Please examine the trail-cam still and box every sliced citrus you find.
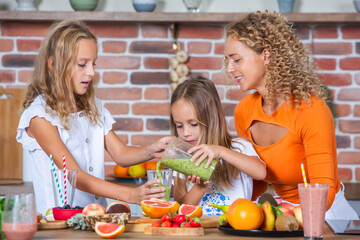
[178,204,203,218]
[141,199,172,219]
[95,222,125,239]
[148,198,180,215]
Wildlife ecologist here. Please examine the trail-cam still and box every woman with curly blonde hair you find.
[225,11,358,220]
[16,19,169,215]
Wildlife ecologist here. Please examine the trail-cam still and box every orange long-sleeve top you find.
[234,92,340,210]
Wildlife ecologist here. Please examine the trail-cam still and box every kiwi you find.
[275,214,299,231]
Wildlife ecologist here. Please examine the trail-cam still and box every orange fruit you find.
[149,198,180,215]
[113,165,129,177]
[95,222,125,239]
[145,161,158,170]
[178,204,203,218]
[141,199,172,219]
[227,198,264,230]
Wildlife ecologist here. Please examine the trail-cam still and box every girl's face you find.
[171,98,200,145]
[71,38,97,95]
[224,35,268,93]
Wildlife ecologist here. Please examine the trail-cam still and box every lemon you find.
[128,165,146,177]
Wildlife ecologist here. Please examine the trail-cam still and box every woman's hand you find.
[130,179,166,205]
[148,136,171,158]
[188,144,223,168]
[187,175,210,187]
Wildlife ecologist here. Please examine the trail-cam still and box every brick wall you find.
[1,21,359,181]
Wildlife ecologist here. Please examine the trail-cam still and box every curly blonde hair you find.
[23,19,100,130]
[226,11,327,108]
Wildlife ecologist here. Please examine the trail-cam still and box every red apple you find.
[82,203,106,216]
[278,206,295,217]
[279,202,295,211]
[293,205,303,228]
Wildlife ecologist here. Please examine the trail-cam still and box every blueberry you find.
[75,206,81,209]
[64,204,70,209]
[57,206,61,209]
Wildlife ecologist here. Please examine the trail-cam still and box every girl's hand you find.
[188,144,223,168]
[131,179,165,204]
[187,175,210,186]
[148,136,171,158]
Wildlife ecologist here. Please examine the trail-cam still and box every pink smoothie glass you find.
[298,183,329,240]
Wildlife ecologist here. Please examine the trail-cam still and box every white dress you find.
[16,95,115,215]
[179,138,263,216]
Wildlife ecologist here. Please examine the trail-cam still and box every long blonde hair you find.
[23,19,100,130]
[170,77,240,192]
[226,11,327,108]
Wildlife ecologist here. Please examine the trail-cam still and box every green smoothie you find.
[159,158,217,181]
[150,184,170,200]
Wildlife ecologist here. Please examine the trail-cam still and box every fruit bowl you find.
[53,207,84,221]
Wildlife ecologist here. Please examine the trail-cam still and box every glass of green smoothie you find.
[147,168,173,201]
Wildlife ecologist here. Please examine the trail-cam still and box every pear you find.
[260,201,275,231]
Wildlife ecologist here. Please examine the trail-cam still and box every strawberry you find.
[162,221,172,228]
[37,216,41,223]
[172,214,187,224]
[172,222,180,228]
[189,217,201,227]
[160,213,172,223]
[151,220,161,227]
[180,222,192,228]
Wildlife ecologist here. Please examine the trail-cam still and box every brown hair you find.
[23,19,100,130]
[170,77,241,193]
[226,11,327,108]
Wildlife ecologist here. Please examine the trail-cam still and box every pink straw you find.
[63,154,67,206]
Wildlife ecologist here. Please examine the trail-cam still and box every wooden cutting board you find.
[0,88,26,181]
[144,226,204,235]
[38,221,67,230]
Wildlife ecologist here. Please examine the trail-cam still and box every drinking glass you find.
[147,169,173,200]
[183,0,202,12]
[1,193,37,240]
[51,169,78,207]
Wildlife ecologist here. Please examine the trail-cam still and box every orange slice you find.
[141,199,172,219]
[178,204,203,218]
[95,222,125,239]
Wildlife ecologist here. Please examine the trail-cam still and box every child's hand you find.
[148,136,171,158]
[187,175,210,186]
[131,179,165,204]
[188,144,222,168]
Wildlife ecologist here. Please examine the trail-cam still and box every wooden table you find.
[32,224,358,239]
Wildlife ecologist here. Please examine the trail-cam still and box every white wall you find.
[0,0,358,12]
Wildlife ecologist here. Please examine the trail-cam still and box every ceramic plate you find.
[218,226,304,237]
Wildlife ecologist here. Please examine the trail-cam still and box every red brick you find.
[226,88,249,101]
[187,42,211,54]
[104,103,129,114]
[0,70,15,83]
[89,23,138,38]
[327,89,335,102]
[333,104,351,117]
[354,137,360,149]
[314,58,336,70]
[313,26,338,39]
[2,54,36,67]
[228,119,236,132]
[18,70,33,83]
[338,89,360,101]
[312,43,352,55]
[355,105,360,117]
[356,42,360,54]
[321,73,351,86]
[187,57,223,70]
[340,58,360,70]
[338,152,360,164]
[96,56,140,69]
[214,43,225,55]
[102,41,127,53]
[17,39,41,52]
[336,135,351,148]
[146,118,170,131]
[216,86,225,100]
[103,72,127,84]
[131,72,170,85]
[212,72,229,85]
[113,118,143,131]
[337,168,352,181]
[356,168,360,181]
[144,87,169,100]
[222,103,237,116]
[293,25,310,40]
[356,74,360,85]
[339,120,360,133]
[342,26,360,39]
[132,103,170,115]
[144,57,169,69]
[1,22,50,37]
[142,24,168,38]
[177,24,224,39]
[96,88,142,100]
[131,134,167,146]
[0,39,13,52]
[130,41,175,54]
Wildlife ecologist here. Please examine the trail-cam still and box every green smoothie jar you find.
[159,137,217,181]
[147,168,173,200]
